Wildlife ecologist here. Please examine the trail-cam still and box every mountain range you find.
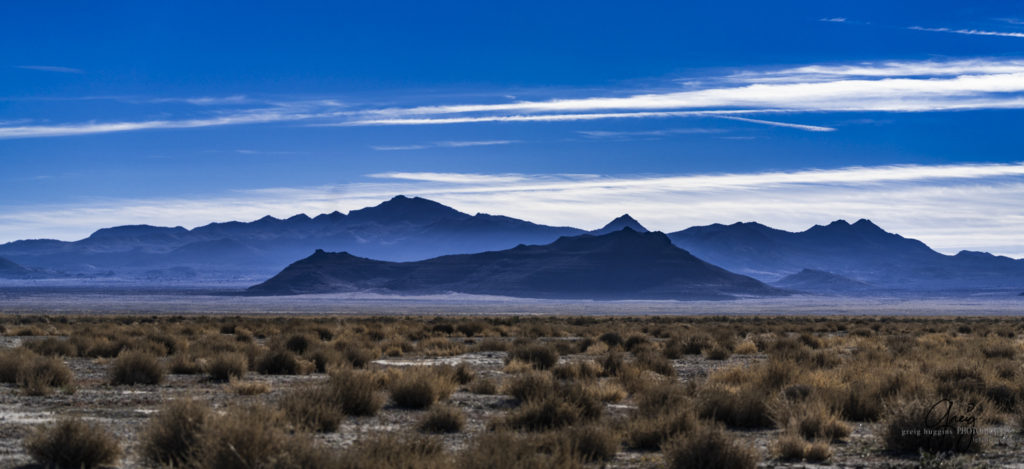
[1,195,1022,295]
[248,228,781,299]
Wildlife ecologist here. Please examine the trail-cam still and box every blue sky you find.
[3,1,1024,256]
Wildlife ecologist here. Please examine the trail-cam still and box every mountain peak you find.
[346,195,469,225]
[592,214,649,235]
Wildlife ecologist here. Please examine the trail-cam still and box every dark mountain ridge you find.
[248,228,783,300]
[2,195,1021,292]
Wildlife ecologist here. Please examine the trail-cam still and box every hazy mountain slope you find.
[772,268,877,294]
[669,219,1024,290]
[0,196,584,280]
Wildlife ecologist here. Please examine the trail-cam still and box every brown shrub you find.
[17,354,74,396]
[566,424,620,462]
[501,396,582,431]
[507,342,559,369]
[662,422,758,469]
[636,382,690,417]
[0,348,34,383]
[255,348,308,375]
[109,350,164,385]
[389,366,456,409]
[773,431,809,461]
[23,337,76,356]
[418,404,466,433]
[279,385,344,432]
[772,399,851,441]
[327,369,385,416]
[339,433,450,469]
[191,404,334,469]
[206,352,248,382]
[458,431,582,469]
[469,377,498,395]
[698,383,773,429]
[141,399,210,467]
[168,353,204,374]
[504,370,555,402]
[24,418,122,469]
[229,378,270,395]
[627,409,697,451]
[805,441,832,462]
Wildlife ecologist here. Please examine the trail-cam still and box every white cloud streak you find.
[0,106,342,140]
[6,58,1024,138]
[715,116,835,132]
[331,58,1024,130]
[4,162,1024,257]
[371,140,518,151]
[909,26,1024,39]
[15,65,84,74]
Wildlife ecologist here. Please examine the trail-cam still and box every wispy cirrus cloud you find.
[908,26,1024,39]
[0,103,345,139]
[371,140,518,151]
[6,58,1024,138]
[15,65,84,74]
[333,58,1024,130]
[4,162,1024,257]
[578,128,723,138]
[716,116,835,132]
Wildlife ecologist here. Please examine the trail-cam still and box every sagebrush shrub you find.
[109,350,164,385]
[24,418,121,469]
[141,399,210,466]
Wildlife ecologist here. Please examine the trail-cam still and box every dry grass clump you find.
[328,368,385,416]
[206,352,248,382]
[337,342,379,368]
[0,348,33,383]
[553,360,602,381]
[635,345,676,375]
[280,385,344,432]
[109,350,164,385]
[388,366,456,409]
[773,431,810,461]
[469,376,498,394]
[191,404,334,469]
[458,431,582,469]
[24,418,122,469]
[284,333,313,354]
[662,422,758,469]
[504,370,555,402]
[733,340,759,355]
[698,383,774,429]
[229,378,270,395]
[168,353,204,374]
[141,399,210,467]
[255,348,309,375]
[566,424,620,462]
[338,433,450,469]
[627,409,697,451]
[418,404,466,433]
[16,353,74,396]
[507,342,560,369]
[501,396,583,431]
[23,337,77,357]
[805,441,833,462]
[772,399,851,441]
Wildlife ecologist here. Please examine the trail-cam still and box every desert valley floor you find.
[1,291,1024,468]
